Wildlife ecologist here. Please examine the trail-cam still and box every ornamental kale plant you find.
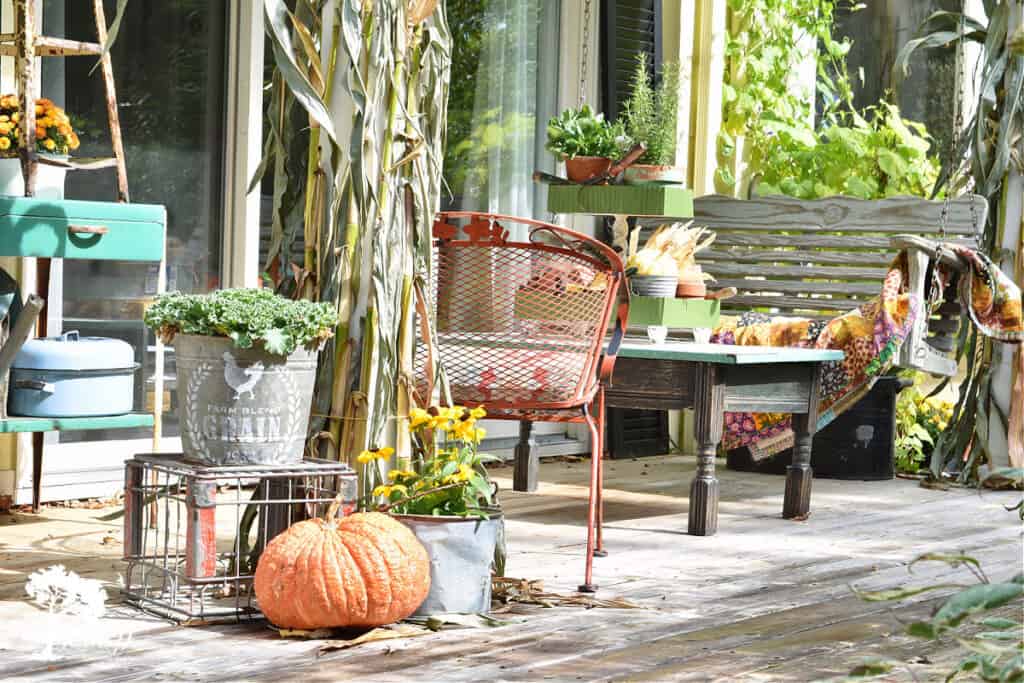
[144,288,338,355]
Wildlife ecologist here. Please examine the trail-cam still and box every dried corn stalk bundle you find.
[625,221,716,281]
[256,0,452,470]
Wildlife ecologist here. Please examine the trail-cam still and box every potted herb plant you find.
[363,405,501,615]
[621,55,683,185]
[144,288,338,466]
[0,95,81,199]
[546,104,628,183]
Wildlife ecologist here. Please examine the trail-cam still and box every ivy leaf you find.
[877,148,910,179]
[932,582,1024,629]
[847,659,896,677]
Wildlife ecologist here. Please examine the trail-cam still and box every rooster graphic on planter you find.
[222,352,265,401]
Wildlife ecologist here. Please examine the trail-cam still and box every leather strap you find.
[598,273,629,385]
[413,280,436,406]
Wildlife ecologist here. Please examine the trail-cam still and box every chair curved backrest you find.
[416,212,626,413]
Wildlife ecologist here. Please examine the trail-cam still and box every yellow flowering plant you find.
[358,405,498,518]
[0,95,80,158]
[895,373,954,474]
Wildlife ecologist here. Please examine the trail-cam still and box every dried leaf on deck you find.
[492,576,642,610]
[315,624,429,656]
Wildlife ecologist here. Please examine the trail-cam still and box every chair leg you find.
[594,388,607,557]
[578,402,601,593]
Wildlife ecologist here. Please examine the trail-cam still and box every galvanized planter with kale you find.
[174,334,316,466]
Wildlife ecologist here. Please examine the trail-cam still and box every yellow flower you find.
[68,133,79,150]
[43,138,55,151]
[470,406,486,420]
[456,464,474,481]
[473,427,486,442]
[10,112,19,123]
[356,450,375,464]
[408,407,431,430]
[0,137,10,150]
[388,469,415,481]
[57,123,71,136]
[373,484,408,498]
[34,105,43,116]
[376,446,395,460]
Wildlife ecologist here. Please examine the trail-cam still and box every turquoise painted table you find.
[0,197,167,511]
[606,341,844,535]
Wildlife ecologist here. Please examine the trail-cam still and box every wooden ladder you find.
[4,0,128,202]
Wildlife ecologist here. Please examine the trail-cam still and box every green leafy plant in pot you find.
[546,104,629,183]
[144,288,338,467]
[622,54,683,185]
[361,405,502,615]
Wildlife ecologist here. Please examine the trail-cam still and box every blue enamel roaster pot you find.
[8,331,137,417]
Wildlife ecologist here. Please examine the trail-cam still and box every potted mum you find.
[546,104,629,183]
[362,405,501,615]
[621,55,683,185]
[0,95,81,199]
[144,288,338,467]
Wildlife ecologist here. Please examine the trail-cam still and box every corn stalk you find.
[257,0,451,469]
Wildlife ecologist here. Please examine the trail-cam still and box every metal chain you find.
[579,0,593,106]
[939,0,968,239]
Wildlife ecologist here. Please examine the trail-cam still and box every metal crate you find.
[122,453,357,624]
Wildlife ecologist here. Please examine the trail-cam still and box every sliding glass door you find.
[53,1,228,444]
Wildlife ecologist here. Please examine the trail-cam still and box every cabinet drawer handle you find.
[68,225,109,235]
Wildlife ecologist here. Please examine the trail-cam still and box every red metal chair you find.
[416,212,628,592]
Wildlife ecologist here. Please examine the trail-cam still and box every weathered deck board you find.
[1,454,1020,682]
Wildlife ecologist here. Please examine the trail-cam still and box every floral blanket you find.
[712,246,1022,458]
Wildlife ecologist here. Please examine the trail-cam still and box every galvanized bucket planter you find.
[395,511,503,615]
[174,334,316,467]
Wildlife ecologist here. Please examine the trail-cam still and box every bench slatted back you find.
[684,194,988,319]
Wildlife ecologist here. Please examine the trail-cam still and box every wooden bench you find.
[688,194,988,377]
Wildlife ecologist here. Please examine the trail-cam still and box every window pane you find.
[50,1,228,441]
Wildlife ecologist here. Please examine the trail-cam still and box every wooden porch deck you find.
[1,454,1021,682]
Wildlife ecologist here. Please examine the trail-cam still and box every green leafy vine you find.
[718,0,940,199]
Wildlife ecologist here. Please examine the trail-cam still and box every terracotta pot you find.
[565,156,612,183]
[676,279,707,298]
[623,164,686,186]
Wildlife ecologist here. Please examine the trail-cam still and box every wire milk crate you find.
[122,454,357,624]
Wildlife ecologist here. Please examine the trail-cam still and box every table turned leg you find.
[783,413,813,519]
[689,363,725,536]
[513,420,538,492]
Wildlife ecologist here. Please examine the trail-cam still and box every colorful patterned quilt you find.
[711,246,1022,458]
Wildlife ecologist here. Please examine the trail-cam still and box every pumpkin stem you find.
[325,492,346,522]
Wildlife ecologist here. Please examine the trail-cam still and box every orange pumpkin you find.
[254,510,430,629]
